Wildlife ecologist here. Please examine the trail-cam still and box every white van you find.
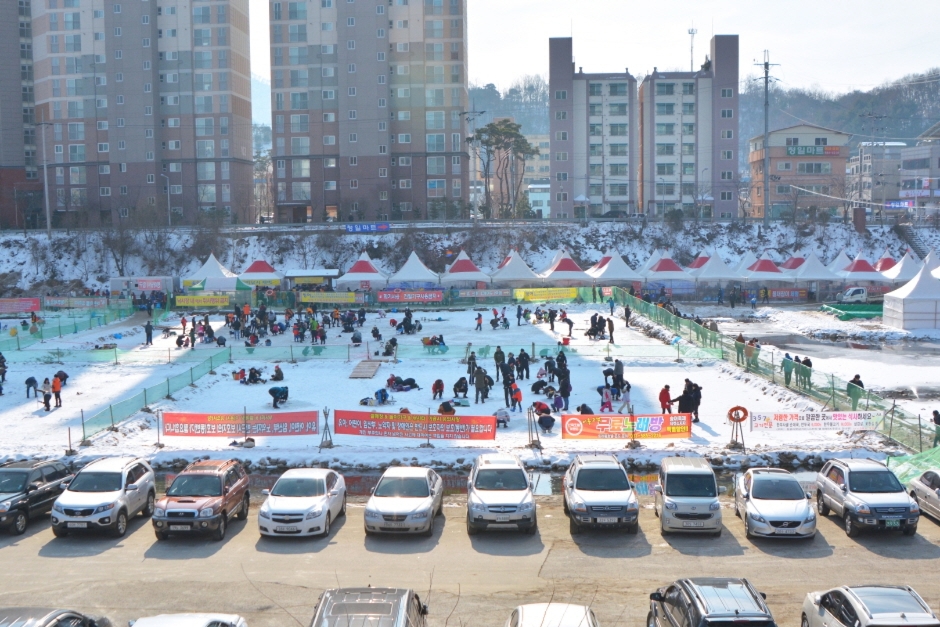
[652,457,725,536]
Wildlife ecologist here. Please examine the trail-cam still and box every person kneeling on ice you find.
[578,403,594,415]
[532,400,551,416]
[453,377,469,399]
[494,407,511,428]
[536,412,555,434]
[351,330,363,346]
[437,401,456,416]
[431,379,445,400]
[269,386,289,408]
[271,365,284,381]
[375,388,390,405]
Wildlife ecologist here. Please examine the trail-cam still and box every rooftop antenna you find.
[688,26,697,71]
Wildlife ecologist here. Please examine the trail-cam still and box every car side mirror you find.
[718,486,727,495]
[935,489,940,499]
[814,595,822,606]
[421,605,429,616]
[330,489,340,497]
[649,592,664,602]
[529,481,535,491]
[125,484,139,492]
[840,484,847,492]
[652,484,662,494]
[742,491,749,500]
[27,482,41,493]
[370,487,375,494]
[60,483,68,490]
[760,592,767,600]
[261,489,270,496]
[806,492,812,500]
[224,486,230,495]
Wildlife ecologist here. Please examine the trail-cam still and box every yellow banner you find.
[176,295,231,307]
[293,276,325,284]
[300,291,360,303]
[513,287,578,302]
[241,278,282,286]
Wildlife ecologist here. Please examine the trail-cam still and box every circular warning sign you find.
[565,417,584,436]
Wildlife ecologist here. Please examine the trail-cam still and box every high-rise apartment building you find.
[549,37,637,219]
[25,0,253,227]
[638,35,739,219]
[269,0,469,223]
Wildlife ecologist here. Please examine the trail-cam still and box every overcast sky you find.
[250,0,940,94]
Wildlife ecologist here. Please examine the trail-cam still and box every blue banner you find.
[345,222,391,233]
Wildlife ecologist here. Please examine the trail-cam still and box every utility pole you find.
[39,110,52,236]
[755,51,778,224]
[688,27,697,71]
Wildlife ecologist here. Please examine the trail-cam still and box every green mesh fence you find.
[608,286,931,453]
[887,448,940,484]
[0,305,136,352]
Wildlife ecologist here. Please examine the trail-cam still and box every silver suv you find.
[816,458,918,537]
[51,456,156,538]
[564,454,639,534]
[466,454,537,535]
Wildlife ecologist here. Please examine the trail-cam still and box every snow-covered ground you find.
[0,303,907,472]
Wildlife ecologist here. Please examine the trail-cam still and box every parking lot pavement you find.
[1,496,940,627]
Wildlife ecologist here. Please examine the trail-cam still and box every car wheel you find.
[844,514,859,538]
[744,516,754,539]
[903,524,918,536]
[142,492,156,518]
[524,519,538,535]
[52,526,68,538]
[627,523,639,535]
[340,494,347,517]
[113,510,128,538]
[734,501,739,518]
[364,526,374,537]
[423,517,434,538]
[214,516,227,542]
[436,499,443,517]
[235,495,249,521]
[660,521,669,536]
[321,513,331,538]
[569,516,580,535]
[10,510,28,536]
[817,493,830,516]
[802,614,809,627]
[647,612,656,627]
[563,499,570,516]
[154,530,168,541]
[713,527,722,538]
[466,516,478,536]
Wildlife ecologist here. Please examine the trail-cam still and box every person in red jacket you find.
[431,379,445,400]
[659,385,673,414]
[510,383,523,412]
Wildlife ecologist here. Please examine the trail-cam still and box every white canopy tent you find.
[540,250,592,285]
[639,249,664,274]
[693,254,743,283]
[925,250,940,275]
[686,248,712,274]
[183,253,237,287]
[735,251,758,273]
[884,266,940,330]
[837,253,894,283]
[489,249,541,286]
[644,253,694,282]
[586,250,644,284]
[386,251,440,287]
[239,260,285,286]
[882,251,922,283]
[537,249,565,275]
[440,250,491,286]
[786,251,841,282]
[826,249,853,274]
[873,246,898,272]
[740,252,787,282]
[335,251,388,291]
[780,249,807,271]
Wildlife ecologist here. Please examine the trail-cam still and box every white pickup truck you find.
[836,286,884,304]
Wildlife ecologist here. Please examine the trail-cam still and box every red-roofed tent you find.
[441,250,491,286]
[540,250,591,285]
[239,259,285,286]
[837,253,893,282]
[335,251,387,291]
[873,247,897,272]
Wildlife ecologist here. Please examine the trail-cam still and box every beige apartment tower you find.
[27,0,253,227]
[269,0,470,223]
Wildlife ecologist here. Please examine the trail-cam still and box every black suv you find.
[0,461,72,535]
[649,578,777,627]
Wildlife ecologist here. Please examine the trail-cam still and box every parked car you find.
[563,454,638,534]
[506,604,598,627]
[364,467,443,536]
[0,608,112,627]
[652,457,725,536]
[907,469,940,520]
[802,586,940,627]
[837,287,883,304]
[466,453,537,535]
[152,459,250,541]
[733,468,816,539]
[648,579,776,627]
[51,457,155,538]
[601,211,628,219]
[0,460,72,535]
[131,613,247,627]
[258,468,346,538]
[816,458,918,537]
[308,589,427,627]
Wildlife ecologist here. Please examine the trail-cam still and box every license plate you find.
[775,528,797,535]
[275,526,299,532]
[169,525,190,531]
[495,515,510,522]
[67,522,87,529]
[885,520,900,528]
[383,522,406,528]
[597,517,618,524]
[682,521,705,527]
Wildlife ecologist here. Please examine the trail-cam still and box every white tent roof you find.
[740,252,787,282]
[440,250,491,286]
[639,249,664,273]
[644,253,694,281]
[884,266,940,330]
[539,250,592,284]
[335,251,388,289]
[490,249,540,284]
[787,251,841,282]
[694,253,743,282]
[925,250,940,274]
[826,250,853,273]
[887,265,940,300]
[537,249,565,274]
[586,250,644,282]
[735,251,758,273]
[386,251,439,285]
[837,253,894,282]
[185,253,236,282]
[882,251,922,283]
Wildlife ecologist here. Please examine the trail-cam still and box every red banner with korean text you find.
[162,411,319,437]
[334,409,496,440]
[377,290,444,302]
[0,298,40,314]
[561,413,692,439]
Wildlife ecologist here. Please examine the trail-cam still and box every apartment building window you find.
[776,185,791,195]
[721,109,734,118]
[348,63,356,73]
[721,130,734,139]
[555,172,568,181]
[377,28,386,37]
[609,83,628,96]
[555,131,568,141]
[427,180,446,198]
[322,90,335,100]
[721,88,734,98]
[609,124,628,136]
[655,183,675,195]
[398,134,412,144]
[348,133,358,143]
[555,90,567,100]
[609,144,628,157]
[720,191,734,201]
[607,103,627,116]
[291,92,308,109]
[656,103,675,115]
[426,133,445,152]
[655,123,674,136]
[290,114,309,133]
[289,24,307,42]
[378,98,386,107]
[786,137,799,146]
[815,137,828,146]
[142,38,150,47]
[291,137,311,155]
[609,184,628,196]
[721,150,733,160]
[323,112,335,122]
[556,192,568,202]
[721,171,734,180]
[587,124,601,137]
[655,144,674,156]
[555,152,568,161]
[554,111,568,120]
[195,118,214,137]
[377,52,386,61]
[682,143,695,156]
[610,164,628,176]
[682,123,695,135]
[426,111,445,129]
[682,102,695,115]
[378,75,385,84]
[399,179,412,189]
[348,87,356,96]
[379,168,388,178]
[323,135,336,145]
[589,145,602,157]
[656,163,675,176]
[797,162,832,174]
[655,83,674,96]
[65,35,81,52]
[289,2,308,19]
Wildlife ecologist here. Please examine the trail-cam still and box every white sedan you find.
[734,468,816,539]
[131,614,247,627]
[258,469,346,538]
[364,467,444,536]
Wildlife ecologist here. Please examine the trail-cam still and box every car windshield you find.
[474,469,529,491]
[0,471,28,493]
[374,476,429,498]
[665,474,717,497]
[849,471,903,493]
[166,474,222,497]
[68,471,123,493]
[272,477,326,497]
[751,477,805,500]
[576,468,630,491]
[707,622,776,627]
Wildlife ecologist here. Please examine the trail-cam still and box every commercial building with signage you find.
[748,124,851,219]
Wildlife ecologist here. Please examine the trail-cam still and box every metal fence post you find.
[830,375,837,410]
[143,388,148,407]
[165,378,171,399]
[918,415,924,452]
[81,409,86,440]
[109,405,114,429]
[771,352,776,384]
[114,347,118,366]
[190,368,194,385]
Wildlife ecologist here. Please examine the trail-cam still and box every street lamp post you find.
[160,174,172,227]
